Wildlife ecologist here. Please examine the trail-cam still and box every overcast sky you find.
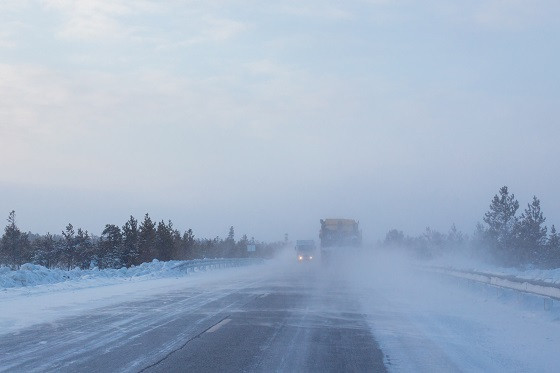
[1,0,559,242]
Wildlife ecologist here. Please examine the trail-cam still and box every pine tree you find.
[514,196,547,266]
[0,211,30,269]
[138,214,156,263]
[545,225,560,268]
[423,227,444,258]
[383,229,405,247]
[61,223,76,270]
[155,220,174,261]
[470,223,489,259]
[181,229,195,260]
[122,216,139,266]
[100,224,123,268]
[224,226,235,257]
[171,227,182,260]
[235,234,249,258]
[31,233,58,268]
[483,186,519,264]
[74,228,93,269]
[447,224,466,253]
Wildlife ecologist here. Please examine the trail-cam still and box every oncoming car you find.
[295,240,316,262]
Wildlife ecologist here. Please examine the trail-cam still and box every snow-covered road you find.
[348,253,560,372]
[2,251,560,372]
[1,260,385,372]
[1,265,277,372]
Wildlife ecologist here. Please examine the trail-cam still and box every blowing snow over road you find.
[2,249,560,372]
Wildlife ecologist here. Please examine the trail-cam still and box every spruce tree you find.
[122,216,139,266]
[100,224,123,268]
[447,224,466,253]
[62,223,76,270]
[74,228,93,269]
[138,214,156,263]
[483,186,519,264]
[514,196,547,266]
[224,226,235,257]
[181,229,195,259]
[236,234,249,258]
[31,233,58,268]
[0,211,30,269]
[422,227,444,258]
[546,225,560,268]
[383,229,405,247]
[155,220,174,261]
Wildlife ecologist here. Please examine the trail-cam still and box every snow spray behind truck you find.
[319,219,362,261]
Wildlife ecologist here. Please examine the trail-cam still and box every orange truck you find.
[319,219,362,260]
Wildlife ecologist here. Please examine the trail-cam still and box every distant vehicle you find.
[319,219,362,261]
[295,240,316,261]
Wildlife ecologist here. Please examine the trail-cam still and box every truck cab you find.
[295,240,316,261]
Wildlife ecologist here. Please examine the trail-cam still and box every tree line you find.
[383,186,560,269]
[0,212,285,270]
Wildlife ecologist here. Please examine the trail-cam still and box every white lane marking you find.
[206,318,232,333]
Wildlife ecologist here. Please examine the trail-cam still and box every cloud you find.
[151,15,250,52]
[0,17,31,49]
[351,0,560,30]
[204,16,249,41]
[0,55,368,197]
[473,0,559,29]
[0,64,73,133]
[0,0,32,11]
[40,0,160,40]
[275,2,355,20]
[37,0,250,50]
[419,0,560,30]
[0,30,16,48]
[0,63,160,190]
[177,16,249,47]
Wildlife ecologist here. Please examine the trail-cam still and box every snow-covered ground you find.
[427,255,560,286]
[0,259,259,289]
[0,259,267,335]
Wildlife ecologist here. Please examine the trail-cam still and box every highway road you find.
[0,262,387,372]
[6,251,560,372]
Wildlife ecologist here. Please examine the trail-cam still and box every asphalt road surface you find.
[0,262,387,372]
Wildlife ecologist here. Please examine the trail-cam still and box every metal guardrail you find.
[427,266,560,301]
[171,258,264,273]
